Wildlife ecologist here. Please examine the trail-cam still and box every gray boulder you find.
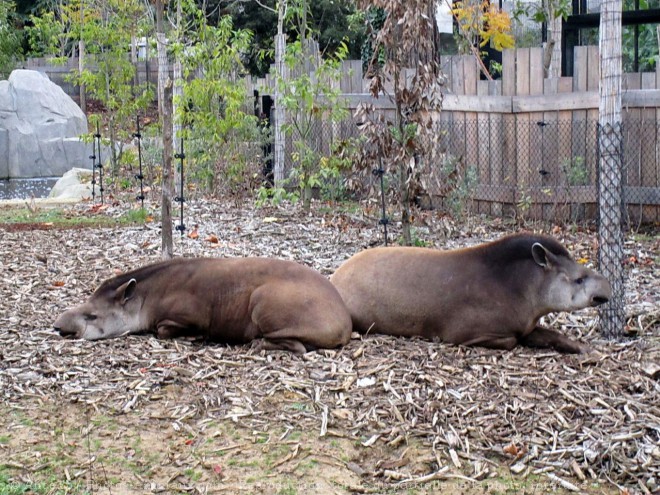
[48,167,97,201]
[0,69,93,179]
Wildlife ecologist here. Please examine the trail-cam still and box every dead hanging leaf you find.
[187,226,199,240]
[205,235,219,244]
[145,215,154,223]
[51,281,65,287]
[577,257,589,264]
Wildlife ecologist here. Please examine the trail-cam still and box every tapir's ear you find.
[531,243,552,268]
[118,278,137,304]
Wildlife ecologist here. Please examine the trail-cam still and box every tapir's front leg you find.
[157,319,201,339]
[519,326,592,354]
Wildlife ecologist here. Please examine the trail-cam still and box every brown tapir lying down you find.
[330,233,612,353]
[54,257,352,353]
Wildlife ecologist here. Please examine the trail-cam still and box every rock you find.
[0,70,94,179]
[48,167,97,201]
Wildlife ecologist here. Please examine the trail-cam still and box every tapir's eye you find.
[575,277,585,285]
[84,314,97,321]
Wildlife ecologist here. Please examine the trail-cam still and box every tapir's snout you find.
[53,312,80,339]
[591,295,609,306]
[589,277,612,307]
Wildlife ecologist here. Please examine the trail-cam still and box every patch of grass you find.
[276,481,298,495]
[0,436,9,444]
[0,470,89,495]
[0,206,154,229]
[183,468,202,482]
[316,200,361,216]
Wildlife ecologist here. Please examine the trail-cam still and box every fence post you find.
[597,122,626,339]
[134,115,145,208]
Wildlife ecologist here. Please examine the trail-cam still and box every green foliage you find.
[513,0,571,24]
[176,8,261,195]
[516,182,532,225]
[441,157,479,220]
[227,0,365,77]
[0,0,22,78]
[561,156,589,186]
[55,0,153,176]
[622,15,658,72]
[25,10,62,57]
[0,470,90,495]
[279,34,349,210]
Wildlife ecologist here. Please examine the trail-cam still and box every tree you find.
[175,7,259,195]
[451,0,515,79]
[356,0,444,245]
[224,0,364,77]
[597,0,624,339]
[155,0,173,258]
[62,0,153,174]
[276,37,350,210]
[513,0,571,77]
[0,0,22,78]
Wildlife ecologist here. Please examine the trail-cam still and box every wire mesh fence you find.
[597,122,627,339]
[277,117,659,227]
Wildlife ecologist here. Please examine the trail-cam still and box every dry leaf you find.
[503,443,519,456]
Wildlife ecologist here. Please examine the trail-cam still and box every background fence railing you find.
[278,116,659,225]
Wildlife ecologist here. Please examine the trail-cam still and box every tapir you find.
[54,257,352,353]
[330,233,612,353]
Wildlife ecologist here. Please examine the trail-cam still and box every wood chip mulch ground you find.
[0,198,658,494]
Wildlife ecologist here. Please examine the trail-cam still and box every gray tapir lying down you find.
[330,233,612,353]
[54,257,352,353]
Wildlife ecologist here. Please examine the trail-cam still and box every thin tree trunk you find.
[546,16,562,78]
[597,0,624,339]
[156,1,168,118]
[156,0,173,258]
[161,81,174,259]
[78,1,86,113]
[273,1,287,186]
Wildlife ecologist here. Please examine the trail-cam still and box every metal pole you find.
[89,141,96,203]
[174,137,186,236]
[373,159,389,246]
[95,122,104,205]
[134,115,145,208]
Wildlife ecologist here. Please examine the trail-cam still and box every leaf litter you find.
[0,198,658,494]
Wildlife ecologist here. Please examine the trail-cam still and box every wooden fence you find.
[18,48,660,222]
[254,46,659,223]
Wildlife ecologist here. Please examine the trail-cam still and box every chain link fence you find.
[597,122,627,339]
[276,117,659,227]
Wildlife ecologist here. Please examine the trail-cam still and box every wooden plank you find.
[624,74,642,187]
[585,46,599,135]
[451,56,465,95]
[586,46,600,91]
[529,47,544,95]
[556,77,575,217]
[571,46,589,191]
[502,49,517,200]
[443,94,512,112]
[542,80,560,221]
[515,48,535,217]
[640,75,656,195]
[512,92,598,112]
[463,56,479,96]
[573,46,588,92]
